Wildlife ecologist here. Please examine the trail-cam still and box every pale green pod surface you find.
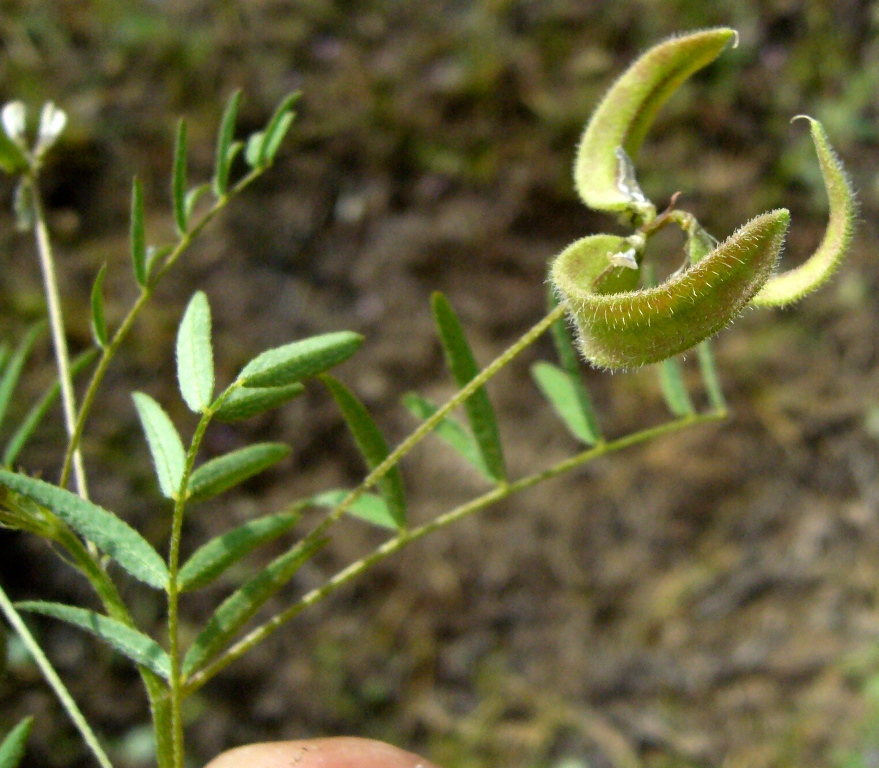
[575,28,736,218]
[552,210,789,370]
[550,234,642,293]
[750,117,855,307]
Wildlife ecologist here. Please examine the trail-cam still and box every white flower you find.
[34,102,67,156]
[2,101,27,147]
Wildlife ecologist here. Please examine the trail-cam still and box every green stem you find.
[183,408,725,695]
[29,174,88,498]
[292,302,568,553]
[0,582,113,768]
[59,168,264,490]
[167,410,213,768]
[49,519,173,768]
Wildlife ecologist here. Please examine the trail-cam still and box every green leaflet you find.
[321,375,407,529]
[245,131,264,168]
[696,341,727,411]
[0,323,45,435]
[0,127,28,175]
[176,291,215,413]
[546,286,603,442]
[132,393,186,500]
[213,90,242,197]
[16,602,171,680]
[401,392,493,480]
[431,292,506,483]
[129,177,147,287]
[178,510,302,591]
[3,349,98,467]
[213,383,304,422]
[657,357,695,417]
[258,92,300,166]
[184,183,212,222]
[0,469,169,589]
[311,489,398,530]
[575,28,736,219]
[530,362,600,446]
[552,210,789,369]
[186,443,290,505]
[0,717,32,768]
[751,117,856,307]
[182,535,327,676]
[237,331,363,388]
[172,118,188,234]
[90,263,108,347]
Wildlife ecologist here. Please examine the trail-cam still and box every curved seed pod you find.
[750,117,856,307]
[575,28,736,219]
[552,210,790,370]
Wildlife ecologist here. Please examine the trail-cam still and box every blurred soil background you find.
[1,1,879,767]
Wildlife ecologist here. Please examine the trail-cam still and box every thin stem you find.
[45,516,173,768]
[59,168,264,489]
[0,582,113,768]
[183,408,725,695]
[167,410,212,768]
[299,302,568,549]
[29,175,88,498]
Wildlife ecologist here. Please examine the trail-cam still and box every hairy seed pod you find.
[575,28,736,220]
[552,210,790,370]
[751,117,856,307]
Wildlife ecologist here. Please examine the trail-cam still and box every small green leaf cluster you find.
[552,28,856,370]
[118,90,299,302]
